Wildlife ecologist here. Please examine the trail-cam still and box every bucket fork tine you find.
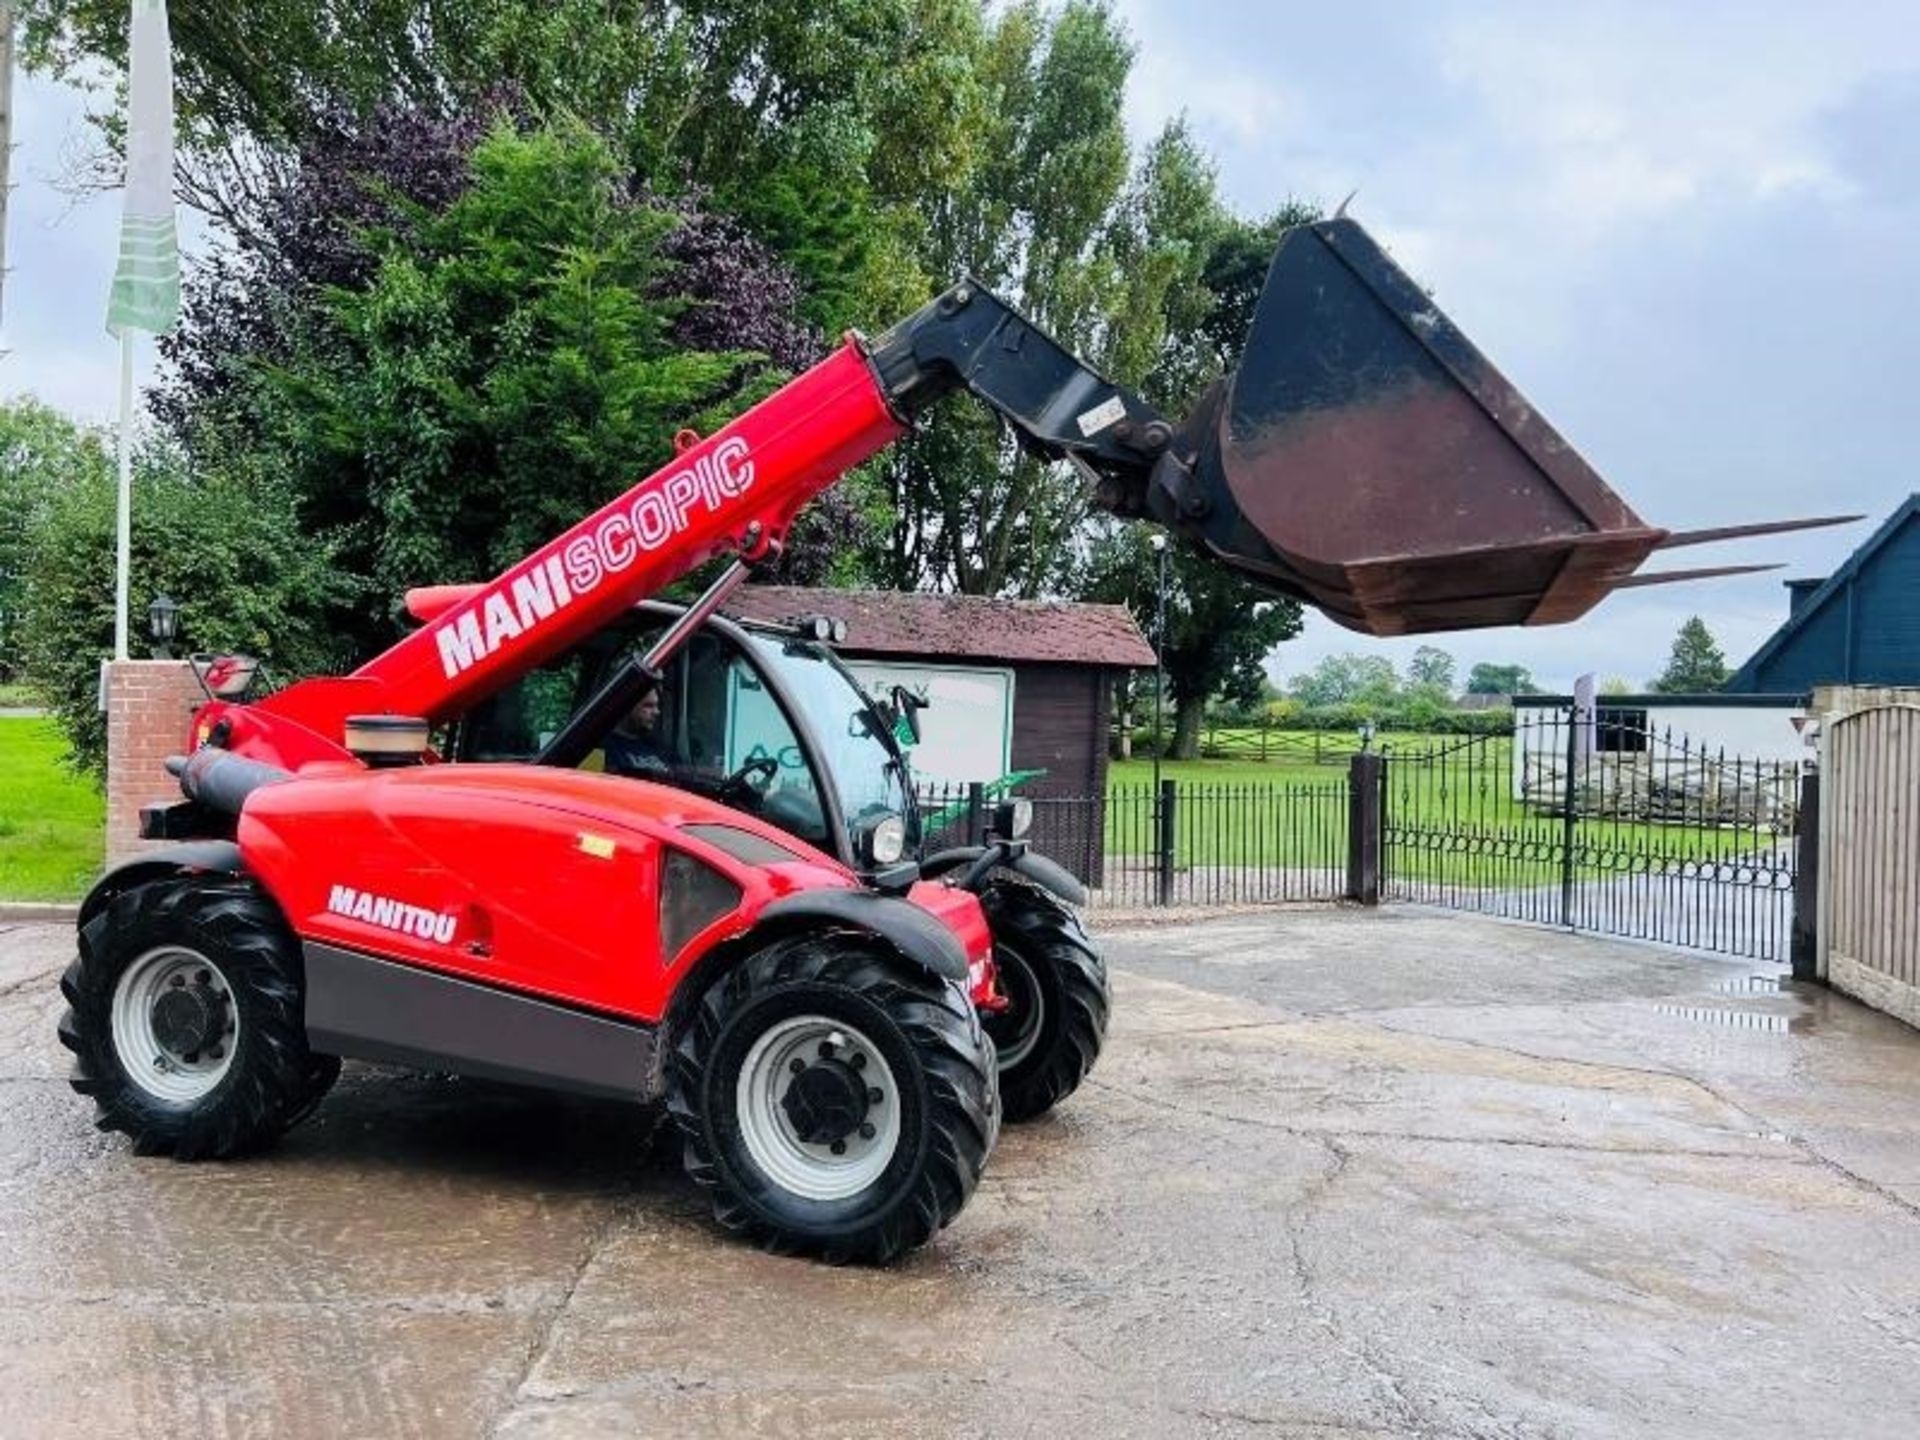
[1615,563,1786,589]
[1653,515,1863,550]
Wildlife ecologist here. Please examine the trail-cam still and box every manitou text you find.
[327,885,458,945]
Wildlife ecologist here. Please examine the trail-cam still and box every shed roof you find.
[1726,495,1920,692]
[726,586,1156,668]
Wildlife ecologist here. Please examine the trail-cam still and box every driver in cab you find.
[605,685,679,779]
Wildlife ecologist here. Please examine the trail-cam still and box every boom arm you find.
[231,217,1847,763]
[248,283,1177,753]
[249,344,907,751]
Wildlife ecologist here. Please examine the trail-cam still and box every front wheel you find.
[980,881,1110,1122]
[667,933,998,1264]
[59,876,340,1159]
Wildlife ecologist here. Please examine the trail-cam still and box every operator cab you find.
[450,603,920,873]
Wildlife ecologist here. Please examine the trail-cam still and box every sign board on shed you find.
[845,661,1014,786]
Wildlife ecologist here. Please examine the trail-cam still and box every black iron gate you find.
[1381,707,1811,961]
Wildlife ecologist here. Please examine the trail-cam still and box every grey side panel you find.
[303,943,658,1102]
[79,841,246,929]
[759,891,970,982]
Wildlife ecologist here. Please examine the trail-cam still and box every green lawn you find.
[0,718,103,902]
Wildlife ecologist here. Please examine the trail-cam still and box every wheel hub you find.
[736,1015,902,1202]
[111,946,240,1104]
[150,983,226,1059]
[780,1056,870,1145]
[982,945,1045,1070]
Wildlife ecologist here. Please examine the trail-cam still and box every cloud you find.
[1113,0,1919,689]
[1820,69,1920,207]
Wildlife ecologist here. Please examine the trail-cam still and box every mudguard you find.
[919,846,1089,908]
[755,890,970,984]
[77,841,248,929]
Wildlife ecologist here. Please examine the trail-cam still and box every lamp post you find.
[1150,533,1168,794]
[147,593,179,660]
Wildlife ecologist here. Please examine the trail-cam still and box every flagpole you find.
[107,0,179,661]
[113,329,134,660]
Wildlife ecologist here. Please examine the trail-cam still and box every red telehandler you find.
[57,219,1841,1261]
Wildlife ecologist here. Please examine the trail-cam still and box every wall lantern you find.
[148,593,179,660]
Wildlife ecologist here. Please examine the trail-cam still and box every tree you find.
[1073,141,1316,756]
[1649,616,1730,693]
[1287,654,1401,710]
[17,1,690,229]
[1083,530,1302,757]
[867,0,1138,597]
[1408,645,1456,697]
[19,443,347,774]
[0,399,111,681]
[17,0,986,337]
[156,113,853,660]
[1466,662,1538,696]
[29,1,1252,611]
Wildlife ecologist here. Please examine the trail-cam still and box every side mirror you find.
[189,653,261,700]
[891,684,927,745]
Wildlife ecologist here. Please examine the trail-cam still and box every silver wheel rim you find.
[987,946,1045,1070]
[109,946,239,1105]
[735,1015,902,1202]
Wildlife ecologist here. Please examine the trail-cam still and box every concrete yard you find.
[3,907,1919,1438]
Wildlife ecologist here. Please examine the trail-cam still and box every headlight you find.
[993,798,1033,839]
[862,813,908,866]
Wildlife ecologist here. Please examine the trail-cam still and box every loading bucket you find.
[1180,218,1666,636]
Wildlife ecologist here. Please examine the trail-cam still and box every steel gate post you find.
[1347,752,1382,905]
[1559,706,1579,929]
[1791,770,1821,982]
[1156,779,1178,906]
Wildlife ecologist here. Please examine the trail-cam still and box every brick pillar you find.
[104,660,203,865]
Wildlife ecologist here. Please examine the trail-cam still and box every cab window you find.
[461,656,587,760]
[454,626,833,852]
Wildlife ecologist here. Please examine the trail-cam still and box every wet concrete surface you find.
[4,908,1920,1438]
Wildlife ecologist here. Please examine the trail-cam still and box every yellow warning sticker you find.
[577,833,617,860]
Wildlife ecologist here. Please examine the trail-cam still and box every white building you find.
[1509,692,1810,817]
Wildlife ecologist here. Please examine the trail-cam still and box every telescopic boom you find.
[237,217,1847,760]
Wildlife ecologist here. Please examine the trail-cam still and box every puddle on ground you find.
[1653,1003,1806,1035]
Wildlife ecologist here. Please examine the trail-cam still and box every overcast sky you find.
[4,2,1918,692]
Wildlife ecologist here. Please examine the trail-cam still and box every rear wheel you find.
[667,933,997,1263]
[980,881,1110,1122]
[59,876,339,1159]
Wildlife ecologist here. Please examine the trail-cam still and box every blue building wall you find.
[1727,498,1920,693]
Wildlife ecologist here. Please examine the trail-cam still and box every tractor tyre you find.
[979,880,1110,1122]
[667,932,998,1264]
[59,875,337,1159]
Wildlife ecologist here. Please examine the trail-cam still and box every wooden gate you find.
[1820,702,1920,1025]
